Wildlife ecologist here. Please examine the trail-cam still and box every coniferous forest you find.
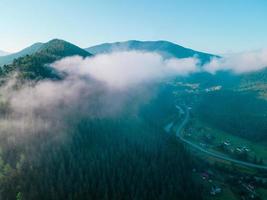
[0,82,202,200]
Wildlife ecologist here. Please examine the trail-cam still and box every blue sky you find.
[0,0,266,54]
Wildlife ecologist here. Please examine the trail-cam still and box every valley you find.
[1,1,266,199]
[164,103,267,199]
[0,38,266,200]
[165,78,267,200]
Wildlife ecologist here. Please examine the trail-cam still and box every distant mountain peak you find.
[0,38,92,80]
[86,40,216,63]
[39,39,91,58]
[0,39,91,66]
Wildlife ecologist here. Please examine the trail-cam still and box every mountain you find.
[87,40,267,99]
[1,40,216,67]
[0,40,200,200]
[0,50,10,56]
[39,39,90,58]
[86,40,217,63]
[0,39,92,79]
[0,42,43,66]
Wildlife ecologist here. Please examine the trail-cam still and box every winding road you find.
[169,105,267,171]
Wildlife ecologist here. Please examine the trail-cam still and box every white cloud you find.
[2,48,267,139]
[0,51,199,138]
[204,49,267,74]
[53,51,199,89]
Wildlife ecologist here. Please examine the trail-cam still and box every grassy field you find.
[182,117,267,164]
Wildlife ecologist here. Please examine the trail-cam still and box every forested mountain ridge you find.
[0,39,92,80]
[1,39,217,68]
[0,42,43,66]
[39,39,91,58]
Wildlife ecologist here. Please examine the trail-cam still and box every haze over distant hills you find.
[0,50,10,56]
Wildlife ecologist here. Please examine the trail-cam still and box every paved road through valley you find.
[170,105,267,171]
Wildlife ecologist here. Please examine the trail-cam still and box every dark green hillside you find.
[39,39,91,58]
[177,66,267,142]
[193,90,267,141]
[177,71,240,89]
[238,68,267,100]
[0,39,92,80]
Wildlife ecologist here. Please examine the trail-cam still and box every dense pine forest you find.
[0,85,202,200]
